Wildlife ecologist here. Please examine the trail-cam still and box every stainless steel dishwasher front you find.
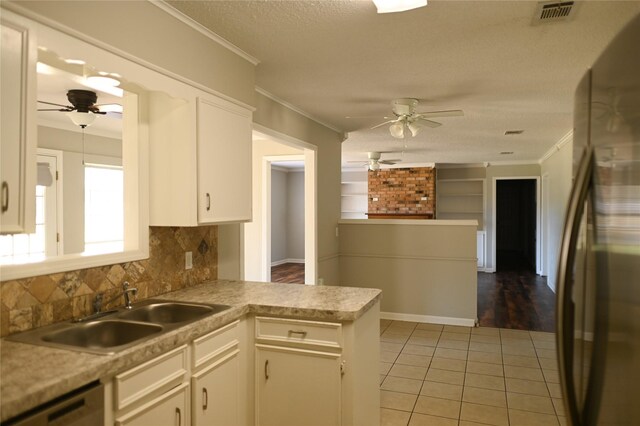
[3,381,104,426]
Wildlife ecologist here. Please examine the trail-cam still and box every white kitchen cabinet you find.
[255,344,342,426]
[191,320,242,426]
[197,97,252,224]
[148,91,252,227]
[0,10,37,234]
[254,317,343,426]
[115,382,189,426]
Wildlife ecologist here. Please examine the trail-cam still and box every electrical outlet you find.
[318,278,324,286]
[373,197,379,201]
[185,251,193,270]
[421,196,428,201]
[335,226,339,237]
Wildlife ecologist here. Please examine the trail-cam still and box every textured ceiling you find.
[167,0,640,168]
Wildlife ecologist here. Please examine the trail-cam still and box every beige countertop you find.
[0,280,381,422]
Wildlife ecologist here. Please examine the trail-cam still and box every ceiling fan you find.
[371,98,464,138]
[38,89,120,128]
[348,151,402,171]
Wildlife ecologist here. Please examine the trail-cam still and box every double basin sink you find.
[7,300,230,355]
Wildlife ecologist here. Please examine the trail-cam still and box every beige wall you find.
[339,221,477,324]
[540,138,573,291]
[11,0,255,106]
[253,92,343,284]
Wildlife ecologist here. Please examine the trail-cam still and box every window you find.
[84,165,124,254]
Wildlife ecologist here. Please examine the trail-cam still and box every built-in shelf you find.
[342,171,368,219]
[436,178,485,231]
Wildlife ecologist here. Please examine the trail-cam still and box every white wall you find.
[270,169,288,263]
[287,171,305,260]
[540,137,573,292]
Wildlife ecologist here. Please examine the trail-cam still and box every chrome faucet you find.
[94,281,138,313]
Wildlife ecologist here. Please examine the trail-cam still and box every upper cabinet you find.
[0,11,37,234]
[197,97,252,224]
[149,93,252,226]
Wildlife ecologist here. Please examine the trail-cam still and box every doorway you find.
[269,160,305,284]
[496,179,537,272]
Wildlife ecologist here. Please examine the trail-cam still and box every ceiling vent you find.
[533,1,576,24]
[504,130,524,135]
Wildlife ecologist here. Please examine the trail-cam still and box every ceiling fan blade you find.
[417,118,442,128]
[415,109,464,118]
[371,119,400,130]
[38,100,72,108]
[379,159,402,164]
[37,108,72,112]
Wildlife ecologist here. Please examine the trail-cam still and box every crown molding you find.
[255,86,344,135]
[150,1,260,65]
[539,130,573,164]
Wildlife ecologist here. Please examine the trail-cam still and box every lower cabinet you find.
[115,383,189,426]
[255,344,341,426]
[191,327,241,426]
[108,320,243,426]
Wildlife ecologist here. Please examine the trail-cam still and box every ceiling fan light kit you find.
[373,0,427,14]
[389,121,405,138]
[66,111,96,128]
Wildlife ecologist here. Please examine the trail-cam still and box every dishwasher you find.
[2,381,104,426]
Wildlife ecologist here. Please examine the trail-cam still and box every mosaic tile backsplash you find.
[0,226,218,337]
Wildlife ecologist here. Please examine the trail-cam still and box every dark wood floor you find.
[271,263,305,284]
[477,251,556,332]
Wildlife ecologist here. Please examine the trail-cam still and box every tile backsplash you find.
[0,226,217,337]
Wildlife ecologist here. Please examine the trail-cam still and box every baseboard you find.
[271,258,305,267]
[381,311,477,327]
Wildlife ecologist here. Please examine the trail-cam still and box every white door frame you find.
[492,176,542,275]
[253,125,317,285]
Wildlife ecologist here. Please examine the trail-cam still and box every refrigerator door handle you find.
[556,147,593,426]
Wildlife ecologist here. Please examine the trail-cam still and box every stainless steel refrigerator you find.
[556,13,640,426]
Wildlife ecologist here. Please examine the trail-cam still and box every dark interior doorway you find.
[496,179,537,272]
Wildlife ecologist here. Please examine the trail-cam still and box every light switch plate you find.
[185,251,193,270]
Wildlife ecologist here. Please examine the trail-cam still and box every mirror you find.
[0,19,149,280]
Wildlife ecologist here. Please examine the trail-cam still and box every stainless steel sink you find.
[42,320,163,350]
[6,300,231,354]
[118,302,229,324]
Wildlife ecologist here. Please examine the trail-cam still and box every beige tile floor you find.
[379,320,565,426]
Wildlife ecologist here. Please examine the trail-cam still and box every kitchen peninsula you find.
[1,280,381,425]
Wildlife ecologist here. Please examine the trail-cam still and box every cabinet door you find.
[115,383,189,426]
[256,344,341,426]
[197,97,252,224]
[192,350,240,426]
[0,12,37,234]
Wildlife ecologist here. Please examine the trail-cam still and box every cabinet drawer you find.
[114,345,188,411]
[255,317,342,349]
[192,320,239,369]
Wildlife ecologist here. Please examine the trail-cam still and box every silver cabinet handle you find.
[288,330,308,338]
[206,193,211,211]
[265,359,269,380]
[1,182,8,213]
[556,146,593,425]
[202,387,208,410]
[175,407,181,426]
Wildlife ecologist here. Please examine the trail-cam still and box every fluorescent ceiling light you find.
[373,0,427,14]
[97,103,123,113]
[87,75,120,87]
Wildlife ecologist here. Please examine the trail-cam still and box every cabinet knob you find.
[206,193,211,211]
[202,387,208,410]
[1,182,8,213]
